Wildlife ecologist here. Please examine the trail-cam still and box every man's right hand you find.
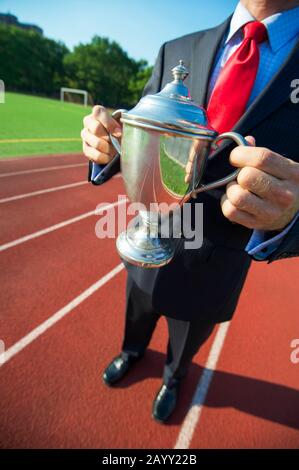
[81,105,122,165]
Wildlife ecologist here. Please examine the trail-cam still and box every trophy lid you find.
[121,60,217,139]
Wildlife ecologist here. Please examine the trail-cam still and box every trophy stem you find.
[116,210,175,268]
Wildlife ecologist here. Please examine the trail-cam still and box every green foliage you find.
[0,92,91,158]
[128,60,153,103]
[64,37,134,108]
[0,24,68,96]
[0,25,153,107]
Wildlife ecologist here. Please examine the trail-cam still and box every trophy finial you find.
[172,60,189,83]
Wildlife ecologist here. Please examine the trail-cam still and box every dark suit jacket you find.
[91,17,299,322]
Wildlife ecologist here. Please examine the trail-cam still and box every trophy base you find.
[116,230,174,268]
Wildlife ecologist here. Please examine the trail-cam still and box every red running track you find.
[0,153,298,448]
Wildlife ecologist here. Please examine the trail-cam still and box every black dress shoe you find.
[102,353,142,386]
[152,382,180,423]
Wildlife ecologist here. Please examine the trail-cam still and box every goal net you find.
[60,87,89,106]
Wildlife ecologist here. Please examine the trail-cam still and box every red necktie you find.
[207,21,267,134]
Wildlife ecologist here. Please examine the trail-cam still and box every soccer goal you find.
[60,87,88,106]
[0,79,4,104]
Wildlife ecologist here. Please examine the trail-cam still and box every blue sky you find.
[0,0,239,64]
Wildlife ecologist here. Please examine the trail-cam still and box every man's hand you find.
[81,105,122,164]
[221,137,299,231]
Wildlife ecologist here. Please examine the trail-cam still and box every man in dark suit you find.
[81,0,299,422]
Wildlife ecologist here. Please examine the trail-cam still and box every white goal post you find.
[60,87,88,106]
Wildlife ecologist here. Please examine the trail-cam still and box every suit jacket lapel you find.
[209,37,299,167]
[235,39,299,135]
[190,17,231,105]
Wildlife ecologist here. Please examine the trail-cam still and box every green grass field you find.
[0,93,188,195]
[0,92,92,159]
[160,146,189,197]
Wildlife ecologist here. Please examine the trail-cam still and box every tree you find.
[0,24,68,96]
[128,60,153,104]
[0,25,153,107]
[64,36,152,108]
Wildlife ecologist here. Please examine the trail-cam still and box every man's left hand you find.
[221,137,299,231]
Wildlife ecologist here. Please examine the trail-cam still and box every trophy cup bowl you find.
[110,61,249,268]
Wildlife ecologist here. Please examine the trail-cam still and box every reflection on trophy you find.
[110,61,249,268]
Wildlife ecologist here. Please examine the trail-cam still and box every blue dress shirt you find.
[208,1,299,260]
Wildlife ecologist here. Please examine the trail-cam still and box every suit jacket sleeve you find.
[267,218,299,262]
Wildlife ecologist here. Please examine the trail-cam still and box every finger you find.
[82,141,114,164]
[226,181,280,220]
[184,144,202,183]
[83,114,111,141]
[81,128,116,156]
[237,166,294,208]
[185,173,193,184]
[221,193,258,229]
[92,105,122,137]
[245,135,255,146]
[185,160,195,183]
[185,172,192,184]
[230,146,296,180]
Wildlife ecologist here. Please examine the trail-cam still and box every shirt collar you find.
[226,1,299,53]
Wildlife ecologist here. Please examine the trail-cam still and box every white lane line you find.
[174,321,231,449]
[0,153,82,163]
[0,181,88,203]
[0,163,86,177]
[0,263,124,366]
[0,198,127,253]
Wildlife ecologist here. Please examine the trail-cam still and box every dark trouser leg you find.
[163,316,215,387]
[121,274,160,359]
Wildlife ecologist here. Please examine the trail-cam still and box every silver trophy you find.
[110,61,248,268]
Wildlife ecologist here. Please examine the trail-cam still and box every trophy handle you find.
[109,109,127,155]
[193,132,250,194]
